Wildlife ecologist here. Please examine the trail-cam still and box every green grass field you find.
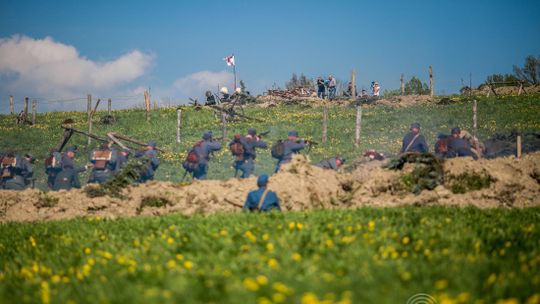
[2,96,540,304]
[1,95,539,190]
[1,207,539,304]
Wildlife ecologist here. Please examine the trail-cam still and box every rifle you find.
[258,130,271,138]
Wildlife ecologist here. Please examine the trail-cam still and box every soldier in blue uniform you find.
[230,128,268,178]
[447,127,477,159]
[316,156,345,171]
[88,143,117,184]
[53,146,88,190]
[136,140,160,182]
[275,130,308,172]
[114,148,130,174]
[1,153,34,190]
[192,131,222,180]
[243,175,281,212]
[401,122,429,154]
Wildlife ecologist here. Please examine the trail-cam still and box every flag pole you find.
[232,53,237,91]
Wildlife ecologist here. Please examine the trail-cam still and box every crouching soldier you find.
[243,175,281,212]
[54,146,89,191]
[88,143,117,184]
[183,131,222,180]
[230,128,268,178]
[0,152,34,190]
[447,127,477,159]
[136,140,160,183]
[316,156,345,171]
[401,122,429,154]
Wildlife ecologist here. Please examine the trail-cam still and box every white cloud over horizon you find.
[0,35,153,98]
[170,70,234,101]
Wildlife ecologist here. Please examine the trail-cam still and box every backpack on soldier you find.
[182,141,203,173]
[271,140,285,159]
[1,156,17,179]
[91,149,112,170]
[230,134,245,161]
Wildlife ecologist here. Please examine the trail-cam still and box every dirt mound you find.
[471,84,540,96]
[1,154,539,222]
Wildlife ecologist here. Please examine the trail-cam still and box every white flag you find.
[224,55,235,66]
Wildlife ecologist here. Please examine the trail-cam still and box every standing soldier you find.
[273,130,309,172]
[1,152,34,190]
[243,175,281,212]
[400,123,429,154]
[45,149,62,189]
[88,143,117,184]
[54,146,88,191]
[316,156,345,171]
[136,140,160,183]
[229,128,268,178]
[184,131,222,180]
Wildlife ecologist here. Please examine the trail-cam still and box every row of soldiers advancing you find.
[1,140,160,191]
[182,129,342,180]
[44,141,160,190]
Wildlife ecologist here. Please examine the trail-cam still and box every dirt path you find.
[1,153,539,222]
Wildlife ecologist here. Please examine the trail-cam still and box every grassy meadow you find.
[0,95,539,189]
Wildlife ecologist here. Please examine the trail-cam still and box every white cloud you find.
[0,35,153,97]
[172,70,234,99]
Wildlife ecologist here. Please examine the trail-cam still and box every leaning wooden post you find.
[472,99,478,138]
[355,105,362,147]
[350,70,356,99]
[31,100,37,124]
[87,94,92,145]
[221,112,227,143]
[108,98,112,115]
[400,74,405,96]
[176,108,182,144]
[9,95,13,114]
[518,82,523,96]
[322,107,328,144]
[517,135,522,158]
[429,65,434,97]
[24,97,29,116]
[144,90,150,122]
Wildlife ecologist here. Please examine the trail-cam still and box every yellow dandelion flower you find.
[243,278,259,291]
[184,260,193,270]
[435,279,448,290]
[268,258,278,269]
[402,236,410,245]
[256,275,268,286]
[292,253,302,262]
[166,260,176,269]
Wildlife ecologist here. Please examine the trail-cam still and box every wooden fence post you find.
[31,100,37,124]
[221,112,227,143]
[517,135,522,158]
[518,82,523,96]
[400,74,405,96]
[176,108,182,144]
[144,90,150,122]
[355,105,362,147]
[87,94,92,145]
[322,107,328,144]
[24,97,29,116]
[9,95,13,114]
[429,65,434,97]
[108,98,112,115]
[473,99,478,138]
[350,70,356,99]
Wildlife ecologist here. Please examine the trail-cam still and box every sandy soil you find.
[1,153,539,223]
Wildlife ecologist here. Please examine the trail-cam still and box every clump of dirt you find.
[445,172,495,194]
[1,153,539,222]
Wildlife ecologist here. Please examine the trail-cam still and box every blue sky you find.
[1,0,539,111]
